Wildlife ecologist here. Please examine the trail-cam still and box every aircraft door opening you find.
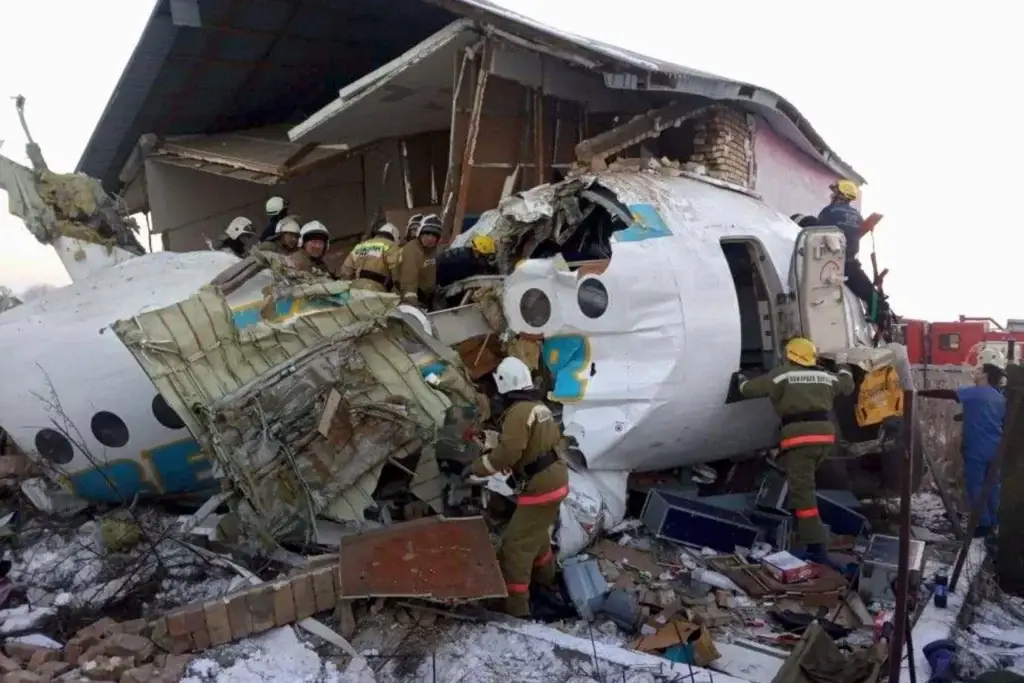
[720,239,778,372]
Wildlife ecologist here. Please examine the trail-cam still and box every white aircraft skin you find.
[0,170,866,508]
[0,250,273,503]
[501,171,869,474]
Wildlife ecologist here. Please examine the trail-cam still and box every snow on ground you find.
[1,509,243,636]
[954,593,1024,680]
[183,617,667,683]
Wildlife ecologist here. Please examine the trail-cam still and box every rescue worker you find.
[435,234,498,290]
[217,217,256,257]
[290,220,335,276]
[465,357,568,617]
[919,362,1006,538]
[816,180,889,321]
[733,338,854,563]
[404,213,424,244]
[338,223,401,292]
[258,196,290,241]
[259,216,301,255]
[397,213,441,309]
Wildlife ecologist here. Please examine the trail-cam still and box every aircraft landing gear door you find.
[790,227,850,353]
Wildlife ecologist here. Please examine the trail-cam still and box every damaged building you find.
[83,0,862,253]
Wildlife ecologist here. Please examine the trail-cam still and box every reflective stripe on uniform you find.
[773,370,840,385]
[506,582,529,594]
[780,434,836,449]
[838,369,852,378]
[534,550,554,567]
[518,484,569,506]
[479,454,497,475]
[794,507,820,519]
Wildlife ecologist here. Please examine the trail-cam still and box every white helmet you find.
[376,223,400,241]
[276,217,301,235]
[265,196,287,216]
[225,216,254,240]
[493,357,533,394]
[299,220,330,247]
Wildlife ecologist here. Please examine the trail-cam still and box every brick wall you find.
[688,107,754,188]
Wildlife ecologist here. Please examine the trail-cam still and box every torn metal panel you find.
[111,260,482,543]
[336,516,506,600]
[0,151,144,278]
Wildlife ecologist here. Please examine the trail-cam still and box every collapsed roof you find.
[78,0,863,195]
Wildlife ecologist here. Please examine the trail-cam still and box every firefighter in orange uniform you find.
[734,338,854,564]
[466,357,568,617]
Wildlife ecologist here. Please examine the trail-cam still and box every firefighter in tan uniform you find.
[466,357,568,617]
[259,216,301,255]
[338,223,401,292]
[397,214,441,309]
[734,338,854,564]
[289,221,337,277]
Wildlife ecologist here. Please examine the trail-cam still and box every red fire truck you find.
[899,316,1024,368]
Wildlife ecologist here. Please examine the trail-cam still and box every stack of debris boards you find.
[689,106,752,188]
[111,253,484,546]
[548,470,928,681]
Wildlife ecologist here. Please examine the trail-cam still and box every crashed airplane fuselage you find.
[0,167,908,535]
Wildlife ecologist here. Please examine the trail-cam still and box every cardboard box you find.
[761,551,814,584]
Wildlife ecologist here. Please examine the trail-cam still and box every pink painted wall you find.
[753,119,850,218]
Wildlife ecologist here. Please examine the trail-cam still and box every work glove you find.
[726,371,747,404]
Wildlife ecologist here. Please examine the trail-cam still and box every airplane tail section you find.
[1,97,145,284]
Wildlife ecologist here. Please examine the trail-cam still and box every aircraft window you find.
[91,411,130,448]
[577,278,609,319]
[35,428,73,465]
[520,288,551,328]
[152,395,185,430]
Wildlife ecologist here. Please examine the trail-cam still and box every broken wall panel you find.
[148,156,367,253]
[336,516,507,600]
[450,74,586,218]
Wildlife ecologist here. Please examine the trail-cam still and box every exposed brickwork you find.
[688,106,754,188]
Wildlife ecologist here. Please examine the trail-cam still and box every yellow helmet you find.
[831,179,859,202]
[471,234,496,255]
[785,337,817,367]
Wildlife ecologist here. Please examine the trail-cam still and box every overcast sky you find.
[0,1,1018,321]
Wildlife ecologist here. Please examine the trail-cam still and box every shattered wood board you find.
[336,516,507,600]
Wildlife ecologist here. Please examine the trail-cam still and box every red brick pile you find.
[0,617,191,682]
[0,563,342,682]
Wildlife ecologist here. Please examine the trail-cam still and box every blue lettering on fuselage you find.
[67,438,215,503]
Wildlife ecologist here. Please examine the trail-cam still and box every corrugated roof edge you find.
[424,0,866,186]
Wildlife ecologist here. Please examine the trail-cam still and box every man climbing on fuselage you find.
[734,338,854,565]
[338,223,401,292]
[919,362,1006,539]
[816,180,889,322]
[464,357,568,617]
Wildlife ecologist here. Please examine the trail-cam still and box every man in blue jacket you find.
[919,363,1006,538]
[816,180,889,322]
